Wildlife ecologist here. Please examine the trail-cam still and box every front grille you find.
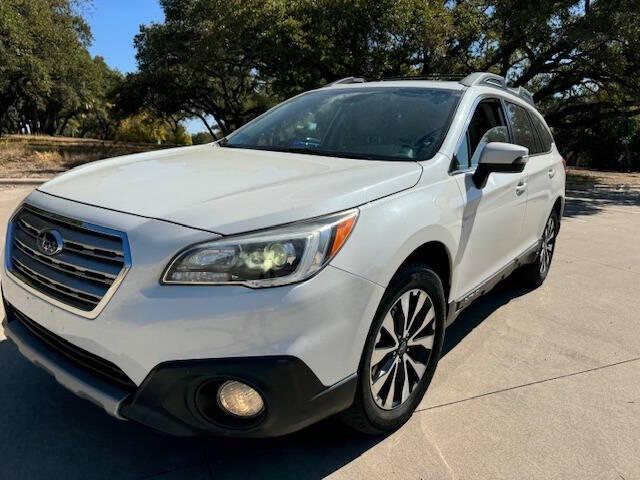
[7,204,129,314]
[5,302,136,391]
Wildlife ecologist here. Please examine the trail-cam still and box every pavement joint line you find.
[417,356,640,413]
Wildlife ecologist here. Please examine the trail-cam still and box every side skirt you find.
[446,241,540,327]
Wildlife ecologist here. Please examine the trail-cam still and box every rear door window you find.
[505,102,539,154]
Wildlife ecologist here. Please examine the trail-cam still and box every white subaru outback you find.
[2,72,564,437]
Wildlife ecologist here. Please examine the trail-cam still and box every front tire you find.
[340,265,446,434]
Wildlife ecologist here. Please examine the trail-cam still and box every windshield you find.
[220,87,461,161]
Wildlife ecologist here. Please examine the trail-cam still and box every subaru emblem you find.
[37,229,64,256]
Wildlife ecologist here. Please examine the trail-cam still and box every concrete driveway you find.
[0,183,638,479]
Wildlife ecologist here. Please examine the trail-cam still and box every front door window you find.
[455,99,509,169]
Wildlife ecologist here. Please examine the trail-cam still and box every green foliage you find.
[0,0,95,134]
[559,116,640,172]
[116,112,192,145]
[191,131,214,144]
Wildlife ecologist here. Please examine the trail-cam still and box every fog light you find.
[217,380,264,418]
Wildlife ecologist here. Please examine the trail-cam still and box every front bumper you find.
[3,303,357,437]
[121,357,357,437]
[3,306,129,419]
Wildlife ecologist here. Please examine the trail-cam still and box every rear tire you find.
[340,265,446,435]
[519,210,559,288]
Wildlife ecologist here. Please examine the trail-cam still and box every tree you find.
[561,115,640,171]
[131,0,283,136]
[68,57,124,140]
[116,111,192,145]
[0,0,97,135]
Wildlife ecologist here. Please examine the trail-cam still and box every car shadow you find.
[442,277,534,358]
[0,276,532,480]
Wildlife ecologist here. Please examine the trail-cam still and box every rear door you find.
[452,98,528,298]
[504,102,554,247]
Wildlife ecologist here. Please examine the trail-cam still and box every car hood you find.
[38,144,422,234]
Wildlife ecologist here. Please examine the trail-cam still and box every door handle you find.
[548,168,556,179]
[516,181,527,196]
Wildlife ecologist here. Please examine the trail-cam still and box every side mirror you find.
[472,142,529,188]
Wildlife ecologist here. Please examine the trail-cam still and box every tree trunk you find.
[57,115,72,136]
[190,113,217,138]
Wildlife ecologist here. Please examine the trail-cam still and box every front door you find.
[452,99,528,299]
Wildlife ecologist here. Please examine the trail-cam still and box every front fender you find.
[330,171,462,294]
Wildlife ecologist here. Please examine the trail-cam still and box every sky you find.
[84,1,206,133]
[85,0,163,74]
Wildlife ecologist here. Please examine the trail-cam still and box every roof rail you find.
[324,77,366,87]
[323,72,536,105]
[381,74,466,82]
[460,72,507,88]
[460,72,535,105]
[509,86,535,105]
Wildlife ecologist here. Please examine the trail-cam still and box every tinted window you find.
[455,99,509,169]
[223,88,461,161]
[454,132,470,170]
[505,102,538,153]
[529,113,554,152]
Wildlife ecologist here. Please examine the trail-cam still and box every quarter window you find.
[529,113,554,152]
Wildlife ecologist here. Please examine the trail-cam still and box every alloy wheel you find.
[369,289,436,410]
[539,215,556,275]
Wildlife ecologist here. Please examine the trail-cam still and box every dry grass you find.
[0,142,65,177]
[0,135,165,178]
[567,167,640,192]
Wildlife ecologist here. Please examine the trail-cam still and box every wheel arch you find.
[552,195,564,231]
[391,241,452,304]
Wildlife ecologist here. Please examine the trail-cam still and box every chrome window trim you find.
[4,204,132,320]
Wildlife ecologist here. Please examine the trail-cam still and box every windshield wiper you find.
[275,147,377,160]
[276,147,324,155]
[219,143,388,161]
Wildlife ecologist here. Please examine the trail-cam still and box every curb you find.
[0,178,51,186]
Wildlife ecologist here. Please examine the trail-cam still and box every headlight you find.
[162,209,358,287]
